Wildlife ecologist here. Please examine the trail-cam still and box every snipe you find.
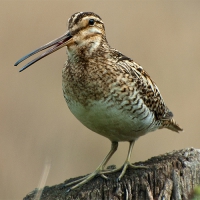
[15,12,183,191]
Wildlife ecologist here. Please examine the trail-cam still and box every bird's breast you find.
[62,63,158,141]
[64,98,157,141]
[62,61,111,106]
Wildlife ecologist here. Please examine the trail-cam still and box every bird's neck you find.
[66,35,110,61]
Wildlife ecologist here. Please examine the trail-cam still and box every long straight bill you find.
[14,32,72,72]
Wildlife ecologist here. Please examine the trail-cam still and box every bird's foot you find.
[65,142,119,193]
[65,163,147,193]
[65,167,108,193]
[117,161,148,181]
[101,162,148,181]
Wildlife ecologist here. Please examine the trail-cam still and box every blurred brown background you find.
[1,0,200,199]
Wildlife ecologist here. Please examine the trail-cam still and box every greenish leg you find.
[66,141,118,192]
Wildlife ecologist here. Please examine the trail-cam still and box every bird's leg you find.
[101,141,147,181]
[65,141,118,192]
[117,141,148,181]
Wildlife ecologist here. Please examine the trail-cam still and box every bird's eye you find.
[89,19,95,25]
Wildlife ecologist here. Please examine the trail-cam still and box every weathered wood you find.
[23,148,200,200]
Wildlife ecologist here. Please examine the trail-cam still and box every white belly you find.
[67,99,158,141]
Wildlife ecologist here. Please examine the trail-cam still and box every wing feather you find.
[112,49,172,121]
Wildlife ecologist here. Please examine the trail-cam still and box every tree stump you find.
[23,148,200,200]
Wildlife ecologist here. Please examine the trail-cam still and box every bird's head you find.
[14,12,106,72]
[67,12,106,57]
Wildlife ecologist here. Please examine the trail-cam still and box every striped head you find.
[14,12,107,71]
[66,12,106,57]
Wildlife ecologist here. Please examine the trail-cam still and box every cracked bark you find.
[23,148,200,200]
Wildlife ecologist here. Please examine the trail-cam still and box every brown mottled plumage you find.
[15,12,183,191]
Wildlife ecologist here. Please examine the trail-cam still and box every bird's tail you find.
[161,118,183,133]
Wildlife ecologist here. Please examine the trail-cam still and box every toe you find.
[129,163,148,169]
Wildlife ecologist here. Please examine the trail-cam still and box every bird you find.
[14,12,183,191]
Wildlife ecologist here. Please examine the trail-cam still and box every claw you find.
[65,188,71,193]
[100,174,109,180]
[117,177,120,183]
